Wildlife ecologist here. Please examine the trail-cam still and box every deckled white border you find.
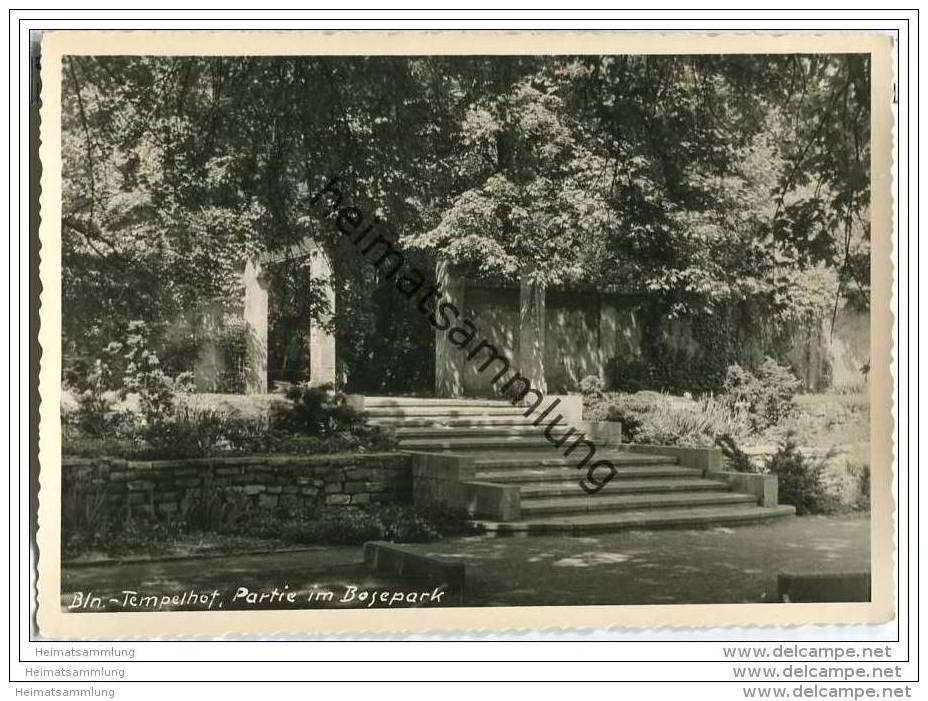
[36,30,896,638]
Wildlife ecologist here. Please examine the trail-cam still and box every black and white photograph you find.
[36,30,895,636]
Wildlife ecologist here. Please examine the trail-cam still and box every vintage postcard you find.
[36,30,896,637]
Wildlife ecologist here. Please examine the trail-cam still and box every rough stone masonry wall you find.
[62,453,412,517]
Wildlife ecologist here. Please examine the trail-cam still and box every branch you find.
[65,58,97,222]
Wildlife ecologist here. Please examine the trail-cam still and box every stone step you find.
[370,417,540,429]
[393,426,552,439]
[515,479,730,498]
[470,452,679,468]
[399,436,565,451]
[519,491,757,516]
[475,465,703,483]
[366,407,529,419]
[476,504,796,535]
[363,397,514,408]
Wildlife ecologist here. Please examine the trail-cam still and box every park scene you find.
[59,52,872,609]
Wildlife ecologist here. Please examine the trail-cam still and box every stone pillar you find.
[435,260,465,397]
[242,258,268,394]
[518,275,547,394]
[599,299,619,386]
[308,244,337,388]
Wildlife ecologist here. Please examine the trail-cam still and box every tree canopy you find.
[61,53,871,386]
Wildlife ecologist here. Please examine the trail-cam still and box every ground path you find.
[61,514,869,611]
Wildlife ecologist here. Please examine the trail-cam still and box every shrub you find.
[61,472,109,555]
[589,392,750,446]
[227,503,472,546]
[846,459,871,511]
[180,482,250,533]
[765,433,834,515]
[499,376,530,403]
[603,403,644,442]
[283,506,386,545]
[723,357,801,431]
[273,383,365,434]
[715,433,759,473]
[578,374,605,397]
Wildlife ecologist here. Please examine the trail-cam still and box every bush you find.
[222,501,473,546]
[715,433,759,473]
[61,472,109,555]
[587,391,750,446]
[603,403,644,441]
[578,374,605,397]
[765,433,834,515]
[499,376,530,403]
[62,375,397,460]
[846,459,871,511]
[723,358,801,431]
[180,482,250,533]
[281,506,385,545]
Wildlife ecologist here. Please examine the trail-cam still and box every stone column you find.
[308,244,337,388]
[242,258,268,394]
[518,274,547,395]
[435,260,465,397]
[598,299,619,386]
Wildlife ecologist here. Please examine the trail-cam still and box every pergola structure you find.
[241,242,337,393]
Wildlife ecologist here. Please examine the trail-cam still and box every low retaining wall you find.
[625,444,723,472]
[408,452,521,521]
[364,541,465,604]
[62,453,412,516]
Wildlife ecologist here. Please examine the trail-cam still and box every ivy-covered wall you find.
[534,291,868,396]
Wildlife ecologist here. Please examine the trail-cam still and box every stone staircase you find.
[364,396,794,534]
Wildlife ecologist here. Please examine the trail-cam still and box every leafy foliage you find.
[578,374,605,397]
[722,357,801,431]
[586,391,751,447]
[765,433,834,515]
[62,54,869,389]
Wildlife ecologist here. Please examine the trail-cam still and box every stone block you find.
[407,452,476,481]
[324,482,343,494]
[216,467,243,476]
[714,471,779,507]
[459,481,521,521]
[344,394,365,412]
[778,572,870,602]
[243,485,266,495]
[545,394,584,423]
[364,541,465,604]
[344,481,368,494]
[156,501,178,514]
[351,493,371,505]
[127,481,155,491]
[325,494,351,506]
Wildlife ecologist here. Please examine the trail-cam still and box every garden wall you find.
[62,453,412,517]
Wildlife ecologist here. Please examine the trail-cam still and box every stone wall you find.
[62,453,412,517]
